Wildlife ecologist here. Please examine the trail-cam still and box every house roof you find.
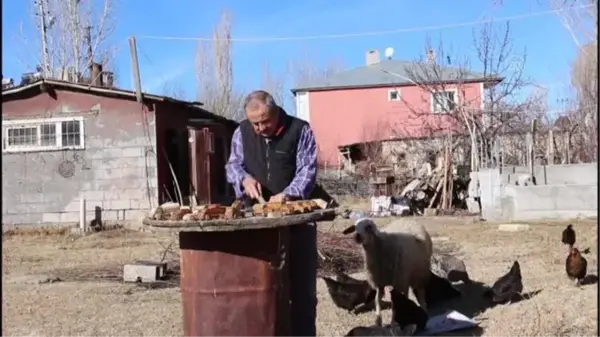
[291,59,504,93]
[2,79,237,126]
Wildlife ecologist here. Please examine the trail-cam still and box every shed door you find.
[188,127,214,205]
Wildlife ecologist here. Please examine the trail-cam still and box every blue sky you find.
[2,0,590,110]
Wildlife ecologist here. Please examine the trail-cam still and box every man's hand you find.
[269,193,289,203]
[242,176,262,200]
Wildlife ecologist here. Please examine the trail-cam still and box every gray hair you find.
[243,90,278,114]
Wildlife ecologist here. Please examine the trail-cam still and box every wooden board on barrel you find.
[142,199,336,233]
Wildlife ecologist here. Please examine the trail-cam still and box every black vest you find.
[240,110,307,200]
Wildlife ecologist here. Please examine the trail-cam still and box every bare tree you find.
[399,22,539,169]
[287,52,344,114]
[16,0,117,82]
[162,80,187,100]
[550,0,597,51]
[195,9,244,120]
[261,63,287,108]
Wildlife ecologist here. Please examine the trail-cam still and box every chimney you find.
[102,71,114,88]
[91,63,103,86]
[426,49,436,64]
[366,50,380,66]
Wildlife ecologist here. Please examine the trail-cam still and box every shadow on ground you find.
[581,274,598,286]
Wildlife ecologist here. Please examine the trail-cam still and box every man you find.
[226,90,318,202]
[225,90,318,336]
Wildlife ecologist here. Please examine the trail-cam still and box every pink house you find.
[291,50,503,167]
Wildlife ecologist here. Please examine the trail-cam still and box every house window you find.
[388,89,401,101]
[431,90,457,113]
[2,117,85,153]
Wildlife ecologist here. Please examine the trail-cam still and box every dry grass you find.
[3,217,598,336]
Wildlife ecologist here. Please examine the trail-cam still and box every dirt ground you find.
[3,217,598,336]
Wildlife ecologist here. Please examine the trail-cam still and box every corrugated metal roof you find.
[2,78,204,106]
[2,79,238,126]
[291,59,503,92]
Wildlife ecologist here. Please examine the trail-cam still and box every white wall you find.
[295,91,310,122]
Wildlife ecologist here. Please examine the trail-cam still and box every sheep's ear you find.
[342,225,356,235]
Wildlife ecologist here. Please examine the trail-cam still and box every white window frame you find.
[295,91,310,122]
[2,116,85,153]
[431,89,458,114]
[388,89,401,101]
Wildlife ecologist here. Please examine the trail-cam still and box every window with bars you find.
[2,117,85,153]
[431,90,457,113]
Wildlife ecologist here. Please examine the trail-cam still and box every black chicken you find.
[425,271,462,307]
[390,288,428,334]
[344,324,417,337]
[566,247,587,286]
[487,260,523,303]
[561,224,576,248]
[345,324,418,336]
[322,273,376,313]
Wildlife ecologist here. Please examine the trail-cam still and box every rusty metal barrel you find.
[144,211,332,337]
[179,227,290,336]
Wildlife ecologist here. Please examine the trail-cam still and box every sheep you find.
[342,218,433,326]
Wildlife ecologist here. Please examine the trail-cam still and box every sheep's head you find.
[342,218,379,245]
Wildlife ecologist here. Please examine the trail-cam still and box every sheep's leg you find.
[374,287,384,326]
[414,286,428,312]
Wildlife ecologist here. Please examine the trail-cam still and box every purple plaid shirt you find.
[225,124,318,200]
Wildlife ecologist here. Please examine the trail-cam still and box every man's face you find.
[246,102,279,137]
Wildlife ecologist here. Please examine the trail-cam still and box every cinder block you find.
[60,212,79,223]
[122,147,143,158]
[130,199,151,210]
[123,261,166,283]
[498,224,530,232]
[109,200,131,210]
[135,260,168,278]
[42,212,62,223]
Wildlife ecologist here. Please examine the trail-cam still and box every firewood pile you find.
[317,231,364,274]
[399,145,469,214]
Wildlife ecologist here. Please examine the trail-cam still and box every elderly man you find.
[225,90,318,336]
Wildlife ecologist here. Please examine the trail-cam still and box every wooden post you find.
[529,119,538,179]
[547,129,554,165]
[128,36,143,103]
[441,144,449,210]
[79,198,87,232]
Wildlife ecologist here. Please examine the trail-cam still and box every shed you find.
[2,79,237,227]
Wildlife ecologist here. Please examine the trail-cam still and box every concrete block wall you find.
[478,166,598,222]
[501,163,597,185]
[503,184,597,221]
[2,99,158,227]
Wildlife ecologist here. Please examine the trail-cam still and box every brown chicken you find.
[566,247,587,286]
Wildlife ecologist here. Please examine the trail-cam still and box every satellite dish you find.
[384,47,394,59]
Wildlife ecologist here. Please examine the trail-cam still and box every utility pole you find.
[36,0,51,78]
[129,36,143,103]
